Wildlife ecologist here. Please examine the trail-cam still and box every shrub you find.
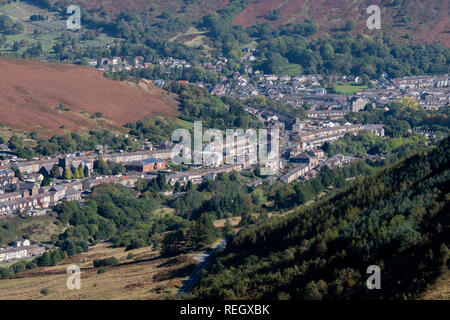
[93,257,119,268]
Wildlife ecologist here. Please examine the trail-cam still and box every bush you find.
[93,257,119,268]
[40,288,50,295]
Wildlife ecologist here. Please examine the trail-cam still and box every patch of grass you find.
[151,207,175,216]
[176,118,194,130]
[334,83,368,94]
[419,269,450,300]
[0,215,62,247]
[278,64,303,76]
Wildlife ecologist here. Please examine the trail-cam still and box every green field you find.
[176,118,194,130]
[279,63,303,76]
[334,83,368,94]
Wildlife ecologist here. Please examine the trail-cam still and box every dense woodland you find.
[322,131,427,159]
[193,137,450,299]
[167,83,261,130]
[254,31,449,77]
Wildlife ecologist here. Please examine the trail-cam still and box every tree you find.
[50,250,62,265]
[0,15,24,35]
[148,178,159,192]
[78,165,85,179]
[50,164,61,179]
[251,188,266,206]
[72,167,80,179]
[362,74,370,86]
[94,158,107,174]
[41,176,51,187]
[162,229,190,257]
[156,173,167,191]
[37,251,52,266]
[267,10,279,21]
[192,214,219,249]
[174,181,182,193]
[344,20,356,31]
[63,167,72,180]
[12,166,22,179]
[304,281,323,300]
[135,178,148,192]
[126,238,145,251]
[12,41,20,51]
[83,165,90,178]
[223,219,234,238]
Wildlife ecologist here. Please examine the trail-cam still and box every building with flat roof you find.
[125,158,166,173]
[350,97,368,112]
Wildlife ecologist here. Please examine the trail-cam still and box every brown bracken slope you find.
[232,0,450,47]
[40,0,449,46]
[0,57,177,137]
[36,0,230,21]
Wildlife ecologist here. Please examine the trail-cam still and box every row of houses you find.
[306,109,350,120]
[391,75,449,89]
[167,164,244,186]
[8,149,173,174]
[321,153,361,169]
[0,238,45,263]
[295,124,384,151]
[0,172,145,217]
[0,169,14,178]
[279,163,311,183]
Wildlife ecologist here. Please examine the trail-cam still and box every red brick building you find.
[125,158,166,173]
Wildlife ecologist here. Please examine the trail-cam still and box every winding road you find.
[177,240,227,294]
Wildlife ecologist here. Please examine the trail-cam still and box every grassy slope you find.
[0,242,197,300]
[419,269,450,300]
[0,215,63,247]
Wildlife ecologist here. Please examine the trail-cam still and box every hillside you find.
[31,0,230,21]
[29,0,450,46]
[193,137,450,299]
[419,269,450,300]
[232,0,450,46]
[0,242,196,300]
[0,57,177,137]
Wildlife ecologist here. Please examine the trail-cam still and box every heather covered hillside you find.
[0,57,177,136]
[233,0,449,46]
[28,0,450,46]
